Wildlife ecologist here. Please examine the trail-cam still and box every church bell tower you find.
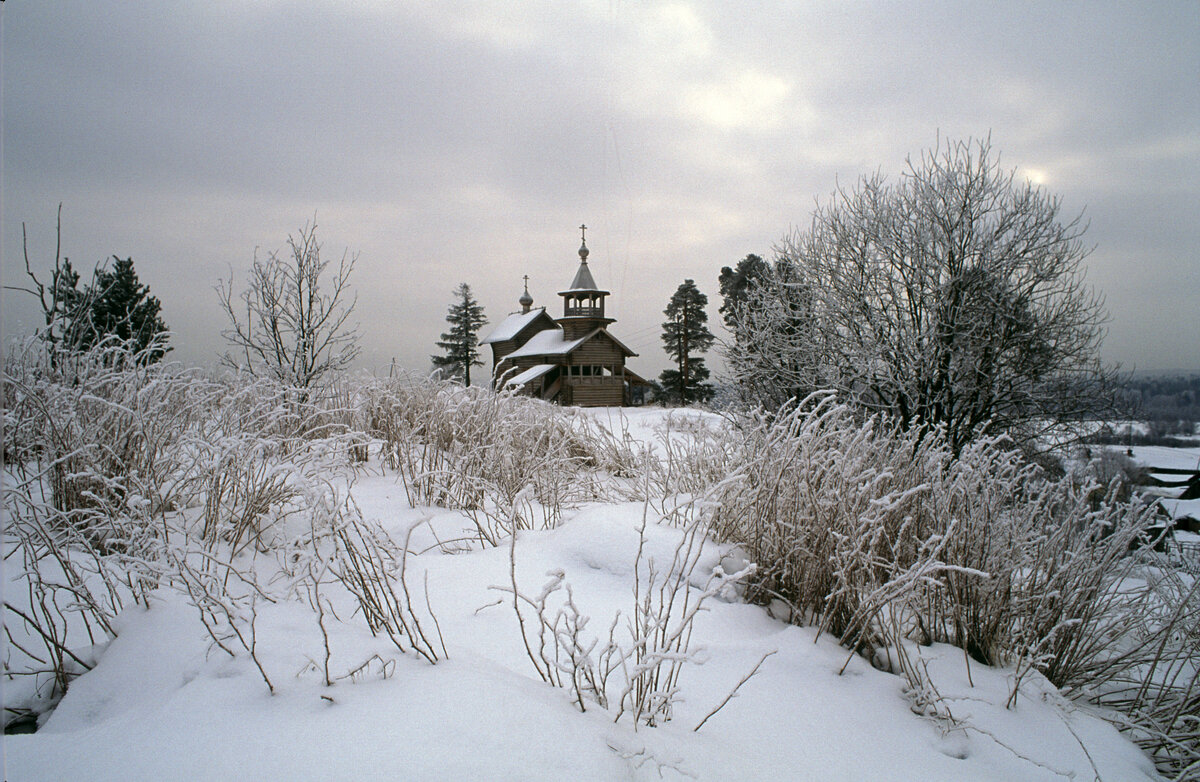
[557,224,614,340]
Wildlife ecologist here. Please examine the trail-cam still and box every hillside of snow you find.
[3,404,1168,782]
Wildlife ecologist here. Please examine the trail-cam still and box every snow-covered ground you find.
[3,408,1166,781]
[1160,498,1200,522]
[1124,444,1200,473]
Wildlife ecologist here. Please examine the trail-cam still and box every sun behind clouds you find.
[1021,166,1050,186]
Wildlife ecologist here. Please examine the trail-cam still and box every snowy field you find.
[1124,444,1200,473]
[3,406,1167,782]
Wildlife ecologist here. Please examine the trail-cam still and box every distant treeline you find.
[1081,374,1200,446]
[1125,374,1200,432]
[1083,430,1199,449]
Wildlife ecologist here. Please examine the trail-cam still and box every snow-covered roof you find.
[481,308,551,344]
[503,363,556,387]
[505,328,586,359]
[1160,497,1200,521]
[505,327,638,360]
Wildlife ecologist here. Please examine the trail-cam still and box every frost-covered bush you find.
[645,412,739,505]
[360,375,635,542]
[326,506,447,665]
[4,338,211,526]
[2,340,374,724]
[188,378,362,555]
[706,395,947,650]
[701,393,1197,775]
[3,339,205,719]
[499,495,755,729]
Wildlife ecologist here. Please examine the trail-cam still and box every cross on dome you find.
[519,274,534,312]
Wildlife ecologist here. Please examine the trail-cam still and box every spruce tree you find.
[717,253,769,333]
[658,279,715,405]
[432,283,488,386]
[86,257,170,361]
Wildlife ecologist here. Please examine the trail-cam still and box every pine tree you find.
[717,253,769,333]
[85,257,170,361]
[8,208,168,364]
[658,279,715,405]
[432,283,488,386]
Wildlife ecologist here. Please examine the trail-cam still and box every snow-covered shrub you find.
[360,375,630,541]
[328,507,447,665]
[165,432,443,697]
[262,477,448,684]
[197,437,297,555]
[3,509,124,718]
[616,499,756,727]
[295,375,369,453]
[570,414,648,486]
[499,494,755,728]
[707,394,950,652]
[3,338,208,720]
[702,393,1197,775]
[4,337,211,528]
[167,541,277,693]
[1089,571,1199,778]
[644,412,739,506]
[151,374,359,556]
[2,340,366,721]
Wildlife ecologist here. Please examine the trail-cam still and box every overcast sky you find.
[3,1,1198,378]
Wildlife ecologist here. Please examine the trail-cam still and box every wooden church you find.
[481,226,647,407]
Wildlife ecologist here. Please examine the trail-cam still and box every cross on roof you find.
[579,224,587,243]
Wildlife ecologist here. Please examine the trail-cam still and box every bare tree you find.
[5,205,100,363]
[218,222,360,394]
[728,137,1121,452]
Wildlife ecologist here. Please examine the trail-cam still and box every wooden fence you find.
[1169,540,1200,571]
[1142,464,1200,569]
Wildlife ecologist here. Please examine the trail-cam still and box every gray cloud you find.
[3,0,1198,376]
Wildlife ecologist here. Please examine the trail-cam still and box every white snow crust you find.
[3,408,1165,782]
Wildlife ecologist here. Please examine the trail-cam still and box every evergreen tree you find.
[720,256,819,410]
[658,279,715,405]
[717,253,769,333]
[7,207,168,363]
[432,283,488,386]
[85,257,170,361]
